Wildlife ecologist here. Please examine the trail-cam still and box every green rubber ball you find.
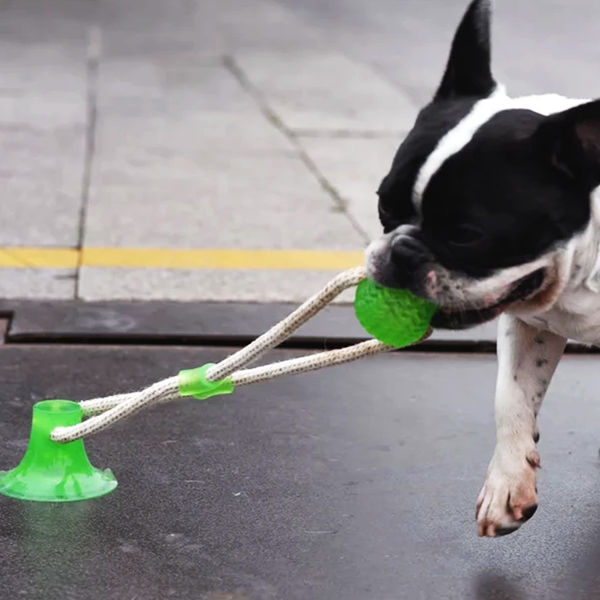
[354,279,437,348]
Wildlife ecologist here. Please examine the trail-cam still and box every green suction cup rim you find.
[0,400,117,503]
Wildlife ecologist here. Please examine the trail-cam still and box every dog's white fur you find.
[458,179,600,534]
[477,186,600,533]
[477,315,566,536]
[370,88,600,536]
[441,91,600,536]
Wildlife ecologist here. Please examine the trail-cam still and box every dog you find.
[366,0,600,537]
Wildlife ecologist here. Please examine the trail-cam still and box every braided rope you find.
[50,267,423,443]
[205,266,366,382]
[76,339,392,418]
[230,339,391,386]
[52,377,180,442]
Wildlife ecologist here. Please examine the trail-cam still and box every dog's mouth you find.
[431,268,547,330]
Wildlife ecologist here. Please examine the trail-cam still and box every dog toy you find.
[0,266,437,503]
[354,278,436,347]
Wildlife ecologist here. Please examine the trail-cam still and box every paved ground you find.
[2,345,600,600]
[2,0,599,301]
[1,3,600,598]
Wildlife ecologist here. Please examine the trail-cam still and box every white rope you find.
[75,340,392,418]
[52,377,180,442]
[50,267,427,443]
[205,266,366,382]
[230,339,391,386]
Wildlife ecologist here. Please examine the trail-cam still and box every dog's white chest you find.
[524,289,600,345]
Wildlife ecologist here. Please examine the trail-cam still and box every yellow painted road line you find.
[82,248,364,270]
[0,247,364,271]
[0,248,79,268]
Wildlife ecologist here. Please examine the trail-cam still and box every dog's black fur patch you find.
[378,99,480,233]
[376,0,598,286]
[418,109,592,277]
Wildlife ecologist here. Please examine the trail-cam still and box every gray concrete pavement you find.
[283,0,600,101]
[0,0,598,300]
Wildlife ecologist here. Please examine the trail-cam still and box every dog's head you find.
[366,0,600,329]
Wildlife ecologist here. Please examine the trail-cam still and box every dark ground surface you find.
[0,298,499,347]
[1,340,600,600]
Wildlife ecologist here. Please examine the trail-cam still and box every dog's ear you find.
[535,100,600,186]
[434,0,496,101]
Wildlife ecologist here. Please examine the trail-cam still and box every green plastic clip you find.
[178,363,235,400]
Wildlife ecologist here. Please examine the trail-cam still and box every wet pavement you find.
[0,338,599,599]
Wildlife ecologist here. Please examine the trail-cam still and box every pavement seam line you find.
[75,25,102,298]
[222,55,371,245]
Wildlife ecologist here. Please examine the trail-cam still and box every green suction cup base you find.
[0,467,117,503]
[0,399,118,503]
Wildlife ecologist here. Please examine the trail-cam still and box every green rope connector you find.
[178,363,235,400]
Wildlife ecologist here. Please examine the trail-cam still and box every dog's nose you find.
[389,232,431,286]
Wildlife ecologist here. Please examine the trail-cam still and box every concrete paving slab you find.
[0,10,88,249]
[96,59,262,116]
[0,0,92,46]
[216,0,329,53]
[298,136,400,241]
[234,51,417,134]
[280,0,600,105]
[100,32,226,63]
[98,0,221,48]
[0,91,86,129]
[86,153,364,249]
[1,347,600,599]
[0,177,82,247]
[0,269,75,299]
[0,40,87,130]
[96,112,294,156]
[99,0,225,60]
[99,15,225,63]
[99,0,197,35]
[77,267,357,303]
[4,0,599,309]
[0,125,85,246]
[278,0,458,107]
[0,42,86,95]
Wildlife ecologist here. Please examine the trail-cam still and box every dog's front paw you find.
[476,444,540,538]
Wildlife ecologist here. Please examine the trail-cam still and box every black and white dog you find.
[367,0,600,537]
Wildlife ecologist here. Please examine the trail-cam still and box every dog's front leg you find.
[476,313,566,537]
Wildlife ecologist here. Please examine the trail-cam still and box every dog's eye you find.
[447,224,484,247]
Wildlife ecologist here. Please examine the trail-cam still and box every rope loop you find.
[50,267,425,443]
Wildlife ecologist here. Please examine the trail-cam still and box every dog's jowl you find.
[367,0,600,537]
